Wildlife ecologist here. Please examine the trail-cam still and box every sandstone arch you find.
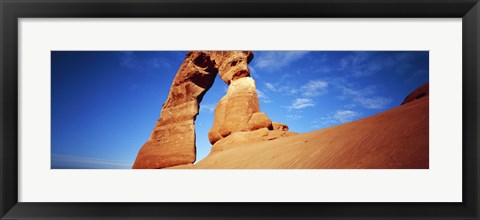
[133,51,290,169]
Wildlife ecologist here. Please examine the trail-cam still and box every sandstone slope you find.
[193,86,429,169]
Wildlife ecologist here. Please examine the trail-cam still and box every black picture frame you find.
[1,0,479,219]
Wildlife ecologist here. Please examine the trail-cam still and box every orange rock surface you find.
[193,92,429,169]
[208,77,276,144]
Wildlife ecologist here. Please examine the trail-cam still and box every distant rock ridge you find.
[133,51,294,169]
[401,83,429,105]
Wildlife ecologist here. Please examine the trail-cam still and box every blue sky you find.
[51,51,428,169]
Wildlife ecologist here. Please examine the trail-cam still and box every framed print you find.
[1,0,479,219]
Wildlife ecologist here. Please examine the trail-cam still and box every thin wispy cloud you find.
[355,97,392,110]
[301,80,328,97]
[200,103,216,113]
[287,98,315,110]
[265,82,277,92]
[312,110,361,129]
[338,51,423,78]
[263,82,298,95]
[51,154,132,169]
[335,83,392,110]
[333,110,360,123]
[254,51,309,70]
[266,79,328,113]
[339,52,383,77]
[264,79,328,97]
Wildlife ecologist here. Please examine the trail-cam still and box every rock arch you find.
[132,51,287,169]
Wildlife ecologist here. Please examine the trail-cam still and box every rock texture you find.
[208,77,270,144]
[212,51,254,84]
[133,51,293,169]
[206,53,292,142]
[272,122,289,131]
[207,52,296,155]
[132,52,218,169]
[210,128,298,155]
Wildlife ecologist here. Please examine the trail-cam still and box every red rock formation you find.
[132,52,218,169]
[207,52,283,146]
[401,83,429,105]
[208,77,270,144]
[210,51,254,84]
[272,122,289,131]
[133,51,293,168]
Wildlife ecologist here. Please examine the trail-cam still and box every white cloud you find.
[254,51,309,69]
[287,98,315,110]
[256,89,272,103]
[301,80,328,97]
[333,110,360,123]
[263,82,299,95]
[264,82,277,92]
[338,52,387,77]
[334,83,391,110]
[264,79,328,97]
[355,97,392,109]
[200,103,216,113]
[312,109,361,129]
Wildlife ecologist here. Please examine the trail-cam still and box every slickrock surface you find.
[193,91,429,169]
[209,128,297,155]
[132,52,218,169]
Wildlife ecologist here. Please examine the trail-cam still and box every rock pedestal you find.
[207,51,274,145]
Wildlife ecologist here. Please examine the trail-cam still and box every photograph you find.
[51,50,429,169]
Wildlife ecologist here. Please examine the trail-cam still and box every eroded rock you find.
[211,51,254,85]
[272,122,289,131]
[208,75,272,145]
[133,51,294,168]
[133,52,218,169]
